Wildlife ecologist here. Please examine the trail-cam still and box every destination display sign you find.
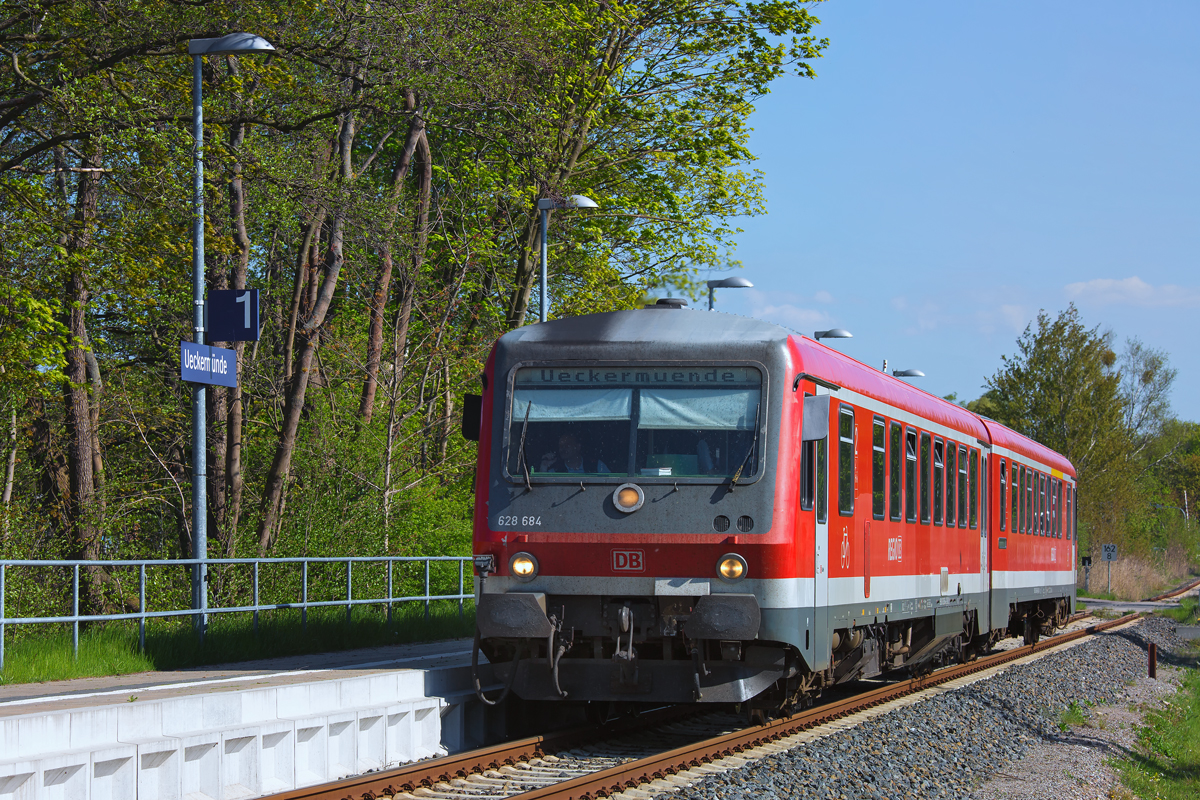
[515,365,760,387]
[180,342,238,388]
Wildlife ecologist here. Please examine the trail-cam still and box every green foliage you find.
[1116,668,1200,800]
[0,603,475,684]
[981,304,1195,564]
[1058,700,1089,731]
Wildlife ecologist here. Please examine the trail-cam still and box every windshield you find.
[505,366,762,481]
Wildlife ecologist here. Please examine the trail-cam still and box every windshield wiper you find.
[727,403,762,491]
[515,400,532,491]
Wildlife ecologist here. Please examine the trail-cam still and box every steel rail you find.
[1143,576,1200,602]
[265,613,1135,800]
[513,612,1139,800]
[258,705,695,800]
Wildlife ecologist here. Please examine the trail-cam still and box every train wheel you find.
[586,701,617,727]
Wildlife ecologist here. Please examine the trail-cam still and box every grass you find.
[0,601,475,685]
[1115,669,1200,800]
[1159,597,1199,625]
[1077,589,1118,601]
[1058,700,1090,732]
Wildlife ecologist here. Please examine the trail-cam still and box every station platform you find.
[0,637,499,800]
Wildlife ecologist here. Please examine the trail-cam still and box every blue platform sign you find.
[180,342,238,388]
[207,289,260,342]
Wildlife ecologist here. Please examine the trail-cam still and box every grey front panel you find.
[487,311,792,536]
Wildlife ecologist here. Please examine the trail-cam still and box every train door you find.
[979,452,990,631]
[802,392,831,671]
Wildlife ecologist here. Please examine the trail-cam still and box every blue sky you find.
[703,1,1200,419]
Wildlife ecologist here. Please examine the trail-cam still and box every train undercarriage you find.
[473,592,1074,714]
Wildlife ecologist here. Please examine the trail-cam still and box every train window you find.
[1026,468,1034,534]
[946,443,957,527]
[969,450,979,529]
[957,445,968,528]
[838,406,855,516]
[1031,471,1038,535]
[1071,486,1077,541]
[1066,484,1072,540]
[1038,473,1046,535]
[1054,478,1060,538]
[905,428,917,523]
[1058,479,1064,538]
[889,422,902,521]
[817,437,828,523]
[872,419,886,520]
[933,439,944,526]
[999,460,1007,532]
[920,433,932,524]
[1050,478,1056,538]
[507,366,763,481]
[800,440,814,512]
[1011,464,1019,532]
[800,393,815,512]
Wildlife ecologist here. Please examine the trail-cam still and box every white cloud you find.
[814,290,835,304]
[1000,304,1027,332]
[1064,276,1200,308]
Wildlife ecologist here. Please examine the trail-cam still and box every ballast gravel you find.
[669,616,1191,800]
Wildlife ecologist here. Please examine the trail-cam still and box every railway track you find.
[263,612,1136,800]
[1143,575,1200,602]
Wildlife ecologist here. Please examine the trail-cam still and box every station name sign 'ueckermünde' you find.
[180,342,238,388]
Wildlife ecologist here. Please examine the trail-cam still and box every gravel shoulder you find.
[667,617,1196,800]
[972,665,1182,800]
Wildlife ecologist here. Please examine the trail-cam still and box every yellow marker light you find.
[717,554,747,581]
[611,483,645,513]
[510,552,538,582]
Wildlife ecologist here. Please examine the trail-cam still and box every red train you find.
[464,302,1076,710]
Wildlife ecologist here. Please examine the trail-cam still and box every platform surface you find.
[0,636,475,717]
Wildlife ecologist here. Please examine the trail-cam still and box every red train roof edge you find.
[789,335,1075,478]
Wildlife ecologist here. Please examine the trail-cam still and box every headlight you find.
[510,552,538,582]
[717,553,747,581]
[612,483,645,513]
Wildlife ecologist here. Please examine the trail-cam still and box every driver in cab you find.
[540,432,609,474]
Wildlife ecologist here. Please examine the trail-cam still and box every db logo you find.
[612,549,645,572]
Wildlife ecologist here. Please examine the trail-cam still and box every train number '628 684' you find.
[495,515,541,527]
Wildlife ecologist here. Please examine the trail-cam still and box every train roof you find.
[790,334,990,443]
[978,418,1076,478]
[498,306,789,348]
[497,307,1074,475]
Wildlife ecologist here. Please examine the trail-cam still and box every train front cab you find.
[469,309,815,706]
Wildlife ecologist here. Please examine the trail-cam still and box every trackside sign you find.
[180,342,237,388]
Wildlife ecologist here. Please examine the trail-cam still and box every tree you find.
[984,305,1130,551]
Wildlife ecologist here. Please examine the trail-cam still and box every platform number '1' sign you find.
[206,289,261,342]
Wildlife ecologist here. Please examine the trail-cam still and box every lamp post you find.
[892,369,926,378]
[186,33,275,636]
[536,195,598,323]
[814,328,853,341]
[706,276,753,310]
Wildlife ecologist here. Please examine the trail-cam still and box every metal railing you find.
[0,556,474,671]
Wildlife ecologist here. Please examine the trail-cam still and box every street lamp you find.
[186,33,275,635]
[536,195,598,323]
[814,328,853,341]
[706,276,754,310]
[892,369,926,378]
